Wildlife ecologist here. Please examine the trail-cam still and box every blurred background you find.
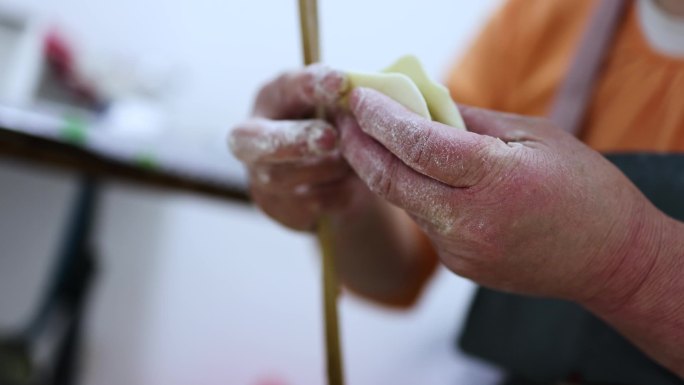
[0,0,505,384]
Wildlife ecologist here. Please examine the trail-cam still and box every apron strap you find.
[549,0,631,136]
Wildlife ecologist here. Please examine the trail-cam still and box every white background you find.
[0,0,504,384]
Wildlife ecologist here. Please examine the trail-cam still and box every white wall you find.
[3,0,499,137]
[0,0,504,384]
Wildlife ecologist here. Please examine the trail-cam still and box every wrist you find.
[583,208,684,320]
[583,213,684,375]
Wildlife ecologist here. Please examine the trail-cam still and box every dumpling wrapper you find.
[346,55,466,130]
[345,71,432,120]
[383,55,466,130]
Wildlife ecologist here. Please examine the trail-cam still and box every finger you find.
[251,177,355,231]
[254,64,348,119]
[348,87,509,187]
[250,157,351,191]
[337,113,456,222]
[299,177,356,211]
[229,118,337,164]
[459,104,551,143]
[251,187,319,231]
[458,104,513,137]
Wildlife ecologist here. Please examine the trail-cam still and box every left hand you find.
[337,87,669,307]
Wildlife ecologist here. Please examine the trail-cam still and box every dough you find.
[384,55,466,129]
[346,71,432,119]
[347,55,466,130]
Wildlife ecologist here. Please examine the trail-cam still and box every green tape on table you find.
[59,116,88,145]
[134,153,158,170]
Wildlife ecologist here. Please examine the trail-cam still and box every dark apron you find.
[458,1,684,384]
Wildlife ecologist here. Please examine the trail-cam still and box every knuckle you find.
[455,139,498,187]
[467,139,493,167]
[367,169,391,197]
[366,155,395,198]
[406,128,432,171]
[249,167,274,187]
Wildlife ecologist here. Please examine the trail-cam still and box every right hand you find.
[229,65,362,231]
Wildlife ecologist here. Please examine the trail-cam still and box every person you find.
[229,0,684,383]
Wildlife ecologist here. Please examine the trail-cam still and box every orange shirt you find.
[447,0,684,152]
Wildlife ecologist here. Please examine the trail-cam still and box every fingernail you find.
[306,121,338,155]
[309,64,348,104]
[320,70,349,98]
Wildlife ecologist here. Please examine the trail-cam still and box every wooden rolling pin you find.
[297,1,345,385]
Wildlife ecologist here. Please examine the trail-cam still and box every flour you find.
[229,118,334,163]
[412,183,456,235]
[358,133,456,235]
[308,64,349,105]
[256,169,271,184]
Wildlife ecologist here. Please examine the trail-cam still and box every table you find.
[0,104,249,202]
[0,103,249,384]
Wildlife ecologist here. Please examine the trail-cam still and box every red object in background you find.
[44,29,73,77]
[44,29,100,105]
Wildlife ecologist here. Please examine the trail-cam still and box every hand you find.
[230,70,439,306]
[338,87,668,306]
[229,65,362,231]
